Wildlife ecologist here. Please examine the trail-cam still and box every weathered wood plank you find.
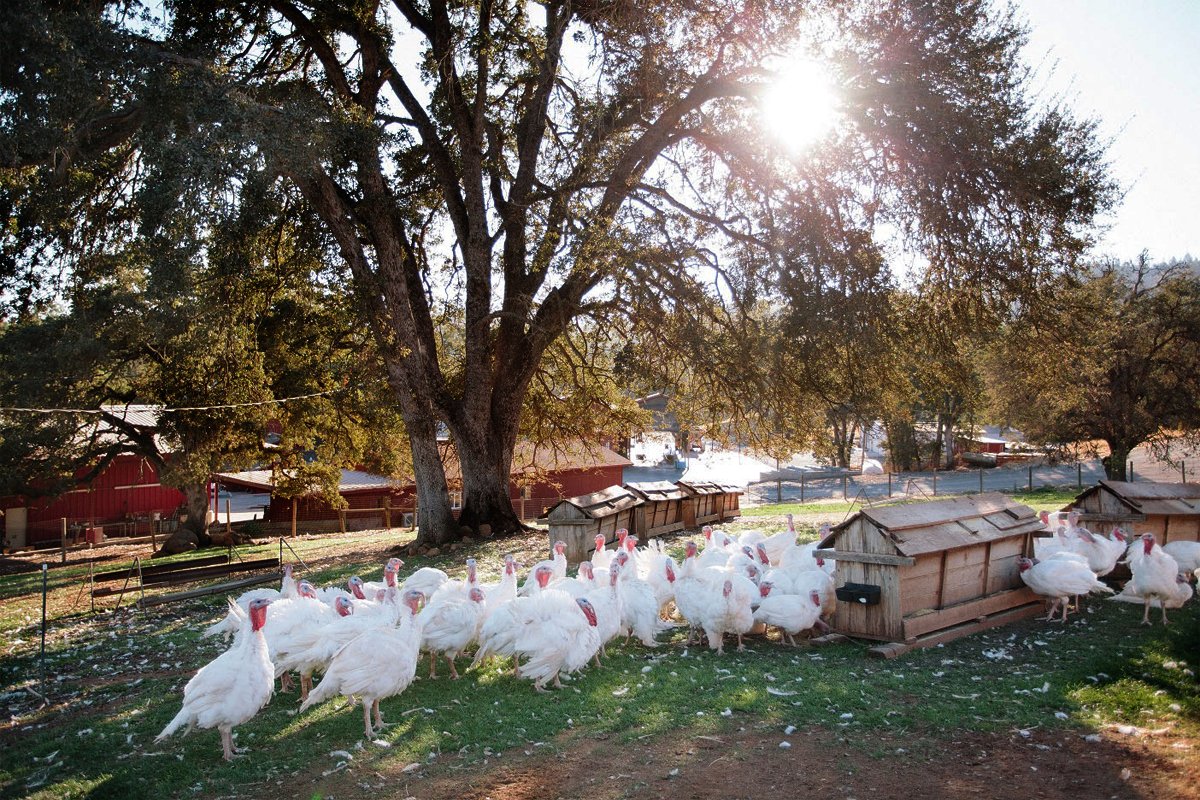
[814,550,915,567]
[902,586,1040,640]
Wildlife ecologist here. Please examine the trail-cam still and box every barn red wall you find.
[1,455,186,544]
[263,465,625,523]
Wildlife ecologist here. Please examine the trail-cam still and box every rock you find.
[159,530,199,556]
[449,543,461,552]
[461,536,475,545]
[477,524,493,539]
[426,547,441,557]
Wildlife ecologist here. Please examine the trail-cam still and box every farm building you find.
[218,439,631,533]
[1070,480,1200,543]
[1,406,186,549]
[543,484,642,563]
[815,493,1045,655]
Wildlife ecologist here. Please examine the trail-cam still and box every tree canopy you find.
[986,257,1200,480]
[2,0,1116,542]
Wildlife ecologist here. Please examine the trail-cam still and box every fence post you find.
[40,563,48,700]
[777,476,782,504]
[887,472,892,498]
[338,509,346,534]
[800,473,805,503]
[384,496,392,528]
[1129,461,1134,482]
[979,468,984,493]
[1078,462,1083,489]
[932,468,937,496]
[1182,463,1187,484]
[60,518,67,564]
[291,498,297,538]
[842,475,848,501]
[1028,466,1033,491]
[225,498,232,535]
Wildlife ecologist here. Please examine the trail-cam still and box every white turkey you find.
[400,559,449,599]
[612,551,668,647]
[549,560,597,598]
[757,513,800,566]
[201,564,299,640]
[1111,573,1193,610]
[1162,540,1200,576]
[363,557,404,595]
[419,585,486,678]
[1017,556,1112,622]
[752,583,828,645]
[474,565,556,670]
[156,598,274,761]
[581,560,624,663]
[272,594,356,700]
[512,594,602,692]
[1127,533,1182,625]
[299,589,425,740]
[478,554,520,617]
[590,532,615,570]
[674,542,756,654]
[282,590,402,700]
[779,523,834,574]
[762,562,836,612]
[519,540,568,595]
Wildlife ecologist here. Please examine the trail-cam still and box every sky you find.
[1016,0,1200,262]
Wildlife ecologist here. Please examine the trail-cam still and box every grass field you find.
[1,499,1196,799]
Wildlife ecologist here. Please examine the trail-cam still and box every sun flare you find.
[760,58,839,153]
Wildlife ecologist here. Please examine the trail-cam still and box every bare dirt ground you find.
[299,718,1198,800]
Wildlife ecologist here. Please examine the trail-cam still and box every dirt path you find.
[297,718,1197,800]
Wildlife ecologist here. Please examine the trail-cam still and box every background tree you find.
[985,256,1200,480]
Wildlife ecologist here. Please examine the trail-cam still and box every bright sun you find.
[760,58,839,153]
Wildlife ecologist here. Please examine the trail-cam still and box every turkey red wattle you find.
[577,598,598,627]
[1142,534,1155,555]
[249,598,271,631]
[349,576,367,599]
[759,582,772,598]
[809,590,821,607]
[335,596,354,617]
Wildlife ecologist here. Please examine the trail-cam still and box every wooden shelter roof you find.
[542,484,640,520]
[624,481,686,502]
[675,479,724,496]
[819,493,1044,557]
[1076,480,1200,516]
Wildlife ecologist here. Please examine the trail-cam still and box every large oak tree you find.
[3,0,1114,543]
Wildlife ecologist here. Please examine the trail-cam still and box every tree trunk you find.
[181,484,212,543]
[451,418,526,538]
[1105,441,1131,481]
[941,413,956,468]
[408,422,459,547]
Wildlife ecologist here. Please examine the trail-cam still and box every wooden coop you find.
[542,484,640,564]
[676,479,725,527]
[715,483,743,522]
[1070,480,1200,543]
[814,493,1045,657]
[624,481,686,540]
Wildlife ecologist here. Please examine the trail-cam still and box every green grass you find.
[1,524,1197,799]
[741,486,1081,521]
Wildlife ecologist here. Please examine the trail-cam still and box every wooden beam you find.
[902,586,1040,640]
[814,549,916,567]
[138,573,278,607]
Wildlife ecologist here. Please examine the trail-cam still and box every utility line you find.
[0,388,344,415]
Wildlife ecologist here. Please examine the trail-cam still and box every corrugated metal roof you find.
[215,468,401,495]
[100,404,162,428]
[820,493,1043,557]
[543,484,640,519]
[1076,480,1200,516]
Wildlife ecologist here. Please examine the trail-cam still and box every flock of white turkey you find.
[156,511,1200,761]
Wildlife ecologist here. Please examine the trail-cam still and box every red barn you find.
[2,404,186,548]
[219,439,631,531]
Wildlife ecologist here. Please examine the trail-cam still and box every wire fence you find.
[743,457,1200,506]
